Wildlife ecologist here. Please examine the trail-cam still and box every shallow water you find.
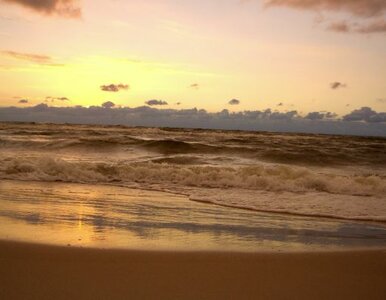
[0,180,385,251]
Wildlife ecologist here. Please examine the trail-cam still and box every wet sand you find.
[0,240,385,300]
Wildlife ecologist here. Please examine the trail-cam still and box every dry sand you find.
[0,240,385,300]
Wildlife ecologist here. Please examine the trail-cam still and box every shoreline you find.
[2,178,386,226]
[1,240,385,299]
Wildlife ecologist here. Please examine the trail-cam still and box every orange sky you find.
[0,0,385,115]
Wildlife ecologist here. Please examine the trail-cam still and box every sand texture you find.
[1,241,386,300]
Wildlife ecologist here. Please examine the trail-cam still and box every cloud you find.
[269,110,298,120]
[327,19,386,34]
[228,99,240,105]
[31,103,48,111]
[305,112,324,120]
[264,0,386,18]
[377,98,386,104]
[330,82,346,89]
[101,101,115,109]
[56,97,69,101]
[189,83,200,90]
[100,84,129,92]
[355,19,386,34]
[327,21,350,33]
[277,102,284,107]
[0,50,57,65]
[1,0,81,18]
[343,107,386,123]
[0,105,385,136]
[325,112,337,118]
[305,111,337,120]
[264,0,386,34]
[146,100,168,106]
[18,99,28,104]
[45,96,69,102]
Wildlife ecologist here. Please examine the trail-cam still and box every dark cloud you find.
[277,102,284,107]
[264,0,386,18]
[305,112,324,120]
[305,111,337,120]
[101,101,115,109]
[100,84,129,92]
[189,83,200,90]
[18,99,28,104]
[31,103,48,111]
[228,99,240,105]
[377,98,386,104]
[269,110,297,120]
[330,82,346,90]
[176,102,181,105]
[1,105,385,136]
[343,107,386,123]
[1,0,81,18]
[325,112,337,118]
[146,100,168,106]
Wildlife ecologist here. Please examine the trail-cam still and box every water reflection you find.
[0,180,385,251]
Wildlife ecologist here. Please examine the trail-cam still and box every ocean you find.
[0,122,385,250]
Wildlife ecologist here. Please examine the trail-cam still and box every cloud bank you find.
[343,107,386,123]
[101,101,115,109]
[0,104,385,137]
[1,0,81,18]
[305,111,336,120]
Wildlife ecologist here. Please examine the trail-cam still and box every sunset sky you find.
[0,0,385,116]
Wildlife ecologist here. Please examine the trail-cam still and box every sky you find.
[0,0,385,134]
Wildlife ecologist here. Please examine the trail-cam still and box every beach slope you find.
[0,241,385,300]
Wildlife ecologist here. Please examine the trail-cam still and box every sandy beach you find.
[0,240,385,300]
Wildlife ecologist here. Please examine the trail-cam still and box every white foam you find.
[188,189,386,222]
[1,156,384,195]
[1,155,386,222]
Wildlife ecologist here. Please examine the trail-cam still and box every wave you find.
[149,156,206,165]
[2,123,386,167]
[2,139,385,168]
[1,156,385,197]
[1,155,385,223]
[0,136,142,150]
[140,139,219,154]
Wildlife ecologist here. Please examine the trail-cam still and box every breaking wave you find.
[1,156,385,197]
